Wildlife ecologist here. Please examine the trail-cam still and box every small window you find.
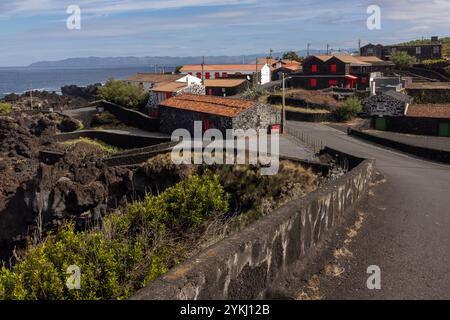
[205,72,210,79]
[222,72,228,78]
[433,46,440,54]
[196,72,202,78]
[215,72,220,78]
[328,80,337,85]
[311,78,317,88]
[311,64,317,73]
[331,64,337,73]
[416,47,421,54]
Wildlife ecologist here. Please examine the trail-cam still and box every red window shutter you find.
[151,111,158,118]
[331,64,337,73]
[311,78,317,88]
[215,72,220,78]
[361,78,367,83]
[312,64,317,73]
[205,72,210,79]
[222,72,228,78]
[204,117,210,131]
[328,80,337,85]
[196,72,202,78]
[208,89,213,95]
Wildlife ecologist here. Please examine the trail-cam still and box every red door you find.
[311,78,317,88]
[204,116,210,132]
[208,89,213,95]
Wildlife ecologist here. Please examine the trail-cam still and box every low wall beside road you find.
[348,127,450,164]
[132,152,375,300]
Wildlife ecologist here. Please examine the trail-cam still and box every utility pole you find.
[281,72,286,134]
[358,39,362,54]
[307,43,311,57]
[201,56,205,85]
[326,44,330,55]
[255,58,259,87]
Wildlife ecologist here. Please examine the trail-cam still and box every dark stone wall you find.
[132,156,375,300]
[98,101,159,132]
[56,130,170,149]
[286,110,331,122]
[267,95,333,110]
[159,107,233,135]
[371,116,449,136]
[405,88,450,104]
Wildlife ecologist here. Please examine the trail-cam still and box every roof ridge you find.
[176,95,248,109]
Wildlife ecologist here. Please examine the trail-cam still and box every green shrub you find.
[241,85,267,100]
[0,173,229,300]
[0,102,12,115]
[391,51,416,69]
[333,97,362,122]
[97,79,149,110]
[422,58,448,67]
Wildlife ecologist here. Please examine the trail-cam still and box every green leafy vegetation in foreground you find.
[0,102,12,115]
[97,79,149,110]
[0,173,229,300]
[62,137,121,156]
[332,97,362,122]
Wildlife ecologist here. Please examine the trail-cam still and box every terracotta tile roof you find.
[159,94,254,117]
[180,64,265,72]
[406,104,450,119]
[355,56,395,65]
[406,82,450,90]
[152,82,188,93]
[127,73,182,83]
[204,79,247,88]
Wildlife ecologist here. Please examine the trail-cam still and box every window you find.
[416,47,421,54]
[151,111,158,118]
[311,78,317,88]
[205,72,210,79]
[196,72,202,79]
[330,64,337,73]
[433,46,440,54]
[328,80,338,86]
[207,89,213,95]
[367,47,374,54]
[204,116,210,131]
[222,72,228,78]
[361,78,367,84]
[311,64,317,73]
[215,72,220,78]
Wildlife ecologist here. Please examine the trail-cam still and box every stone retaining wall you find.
[132,153,375,300]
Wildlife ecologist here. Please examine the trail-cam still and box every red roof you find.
[180,64,265,72]
[159,94,255,117]
[406,104,450,119]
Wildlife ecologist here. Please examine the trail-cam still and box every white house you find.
[179,64,272,85]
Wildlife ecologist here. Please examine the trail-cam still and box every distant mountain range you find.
[28,49,357,69]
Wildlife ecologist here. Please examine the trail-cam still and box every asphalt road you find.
[287,121,450,300]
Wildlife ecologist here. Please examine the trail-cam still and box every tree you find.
[282,51,303,62]
[391,51,416,69]
[175,66,183,74]
[97,79,149,110]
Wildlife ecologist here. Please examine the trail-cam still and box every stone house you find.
[361,90,414,117]
[156,94,280,135]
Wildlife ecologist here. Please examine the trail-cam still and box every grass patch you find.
[62,137,121,156]
[272,104,330,114]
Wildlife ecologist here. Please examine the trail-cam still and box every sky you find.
[0,0,449,66]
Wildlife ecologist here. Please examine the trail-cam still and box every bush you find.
[391,51,416,69]
[241,85,267,100]
[97,79,149,110]
[333,97,362,122]
[0,173,229,300]
[421,58,448,67]
[0,102,12,115]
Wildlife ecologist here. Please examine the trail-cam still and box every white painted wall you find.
[260,64,271,85]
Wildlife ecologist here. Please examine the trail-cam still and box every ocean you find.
[0,66,175,98]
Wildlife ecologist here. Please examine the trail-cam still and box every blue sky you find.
[0,0,449,66]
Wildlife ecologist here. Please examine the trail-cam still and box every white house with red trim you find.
[179,64,271,85]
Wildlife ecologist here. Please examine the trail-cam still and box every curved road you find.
[287,121,450,300]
